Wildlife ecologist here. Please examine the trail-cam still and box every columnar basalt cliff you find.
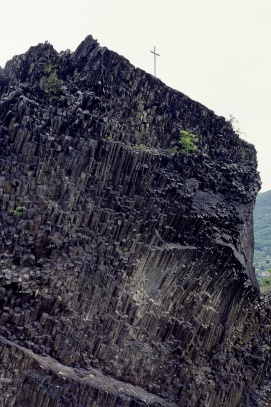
[0,35,270,407]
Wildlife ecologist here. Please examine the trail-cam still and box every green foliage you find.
[162,147,177,155]
[39,59,61,99]
[178,130,198,154]
[10,206,24,217]
[259,274,271,293]
[228,114,247,138]
[240,148,246,160]
[45,72,61,97]
[254,190,271,278]
[42,62,56,75]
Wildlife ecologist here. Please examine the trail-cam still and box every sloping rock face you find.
[0,35,268,406]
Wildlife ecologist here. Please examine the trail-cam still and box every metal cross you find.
[150,46,160,77]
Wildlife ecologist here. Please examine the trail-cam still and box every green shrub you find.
[178,130,198,154]
[10,206,24,217]
[39,59,61,99]
[45,72,61,97]
[42,62,56,75]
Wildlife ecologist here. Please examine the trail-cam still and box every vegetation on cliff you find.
[178,129,198,154]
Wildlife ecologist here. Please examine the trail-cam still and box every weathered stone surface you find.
[0,35,269,406]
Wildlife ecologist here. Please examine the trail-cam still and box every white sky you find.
[1,0,270,192]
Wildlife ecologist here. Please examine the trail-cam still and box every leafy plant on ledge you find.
[39,59,62,99]
[10,206,24,217]
[178,129,198,154]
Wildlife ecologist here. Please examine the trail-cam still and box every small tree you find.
[45,72,61,97]
[39,59,61,99]
[178,130,198,154]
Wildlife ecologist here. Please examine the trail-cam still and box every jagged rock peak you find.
[73,34,100,57]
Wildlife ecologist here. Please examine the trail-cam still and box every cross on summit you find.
[150,46,160,77]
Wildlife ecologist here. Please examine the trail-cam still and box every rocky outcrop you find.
[0,35,269,406]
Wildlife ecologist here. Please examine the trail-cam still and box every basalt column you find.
[0,35,265,407]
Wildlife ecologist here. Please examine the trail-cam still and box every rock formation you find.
[0,35,270,406]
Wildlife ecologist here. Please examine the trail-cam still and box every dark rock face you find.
[0,35,269,406]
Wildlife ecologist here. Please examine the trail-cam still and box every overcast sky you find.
[1,0,270,192]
